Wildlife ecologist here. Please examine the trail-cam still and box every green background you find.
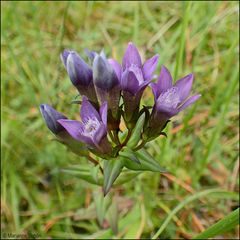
[1,1,239,239]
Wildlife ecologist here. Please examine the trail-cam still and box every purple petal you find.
[128,65,144,84]
[92,123,107,146]
[122,42,142,70]
[80,96,100,122]
[100,101,108,126]
[121,69,139,95]
[138,79,151,92]
[156,65,173,96]
[99,50,107,60]
[175,73,194,102]
[108,58,122,81]
[151,82,159,101]
[93,55,119,90]
[177,94,201,112]
[40,104,67,134]
[142,54,159,81]
[57,119,93,144]
[155,103,178,118]
[84,48,97,62]
[67,51,93,86]
[60,49,71,67]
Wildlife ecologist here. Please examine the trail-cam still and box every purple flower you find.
[122,42,159,88]
[58,96,111,154]
[84,48,97,62]
[93,52,119,91]
[146,65,201,138]
[121,42,159,124]
[40,104,88,155]
[92,52,121,129]
[108,58,122,82]
[40,104,67,135]
[61,50,98,104]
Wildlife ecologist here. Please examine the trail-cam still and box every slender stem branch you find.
[87,156,103,174]
[113,130,121,146]
[87,155,98,165]
[108,131,115,143]
[133,140,146,151]
[121,129,132,147]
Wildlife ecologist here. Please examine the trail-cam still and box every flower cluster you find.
[40,42,200,194]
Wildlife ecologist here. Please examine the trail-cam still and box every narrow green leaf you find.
[119,148,141,164]
[114,169,140,185]
[137,149,167,172]
[90,165,100,183]
[107,198,119,234]
[193,208,239,239]
[103,159,124,196]
[123,149,166,172]
[127,113,145,148]
[174,1,191,79]
[93,190,108,227]
[61,168,102,185]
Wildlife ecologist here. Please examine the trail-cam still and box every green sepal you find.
[160,132,167,138]
[139,105,151,130]
[55,132,88,156]
[127,113,145,148]
[119,129,128,143]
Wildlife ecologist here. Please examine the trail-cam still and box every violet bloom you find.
[40,104,67,135]
[61,50,98,104]
[58,96,111,154]
[145,65,201,138]
[40,104,87,153]
[84,49,97,63]
[121,42,159,124]
[93,52,121,129]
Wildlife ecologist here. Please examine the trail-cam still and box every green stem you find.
[133,140,146,151]
[108,131,115,143]
[87,156,103,174]
[113,130,121,146]
[121,129,132,147]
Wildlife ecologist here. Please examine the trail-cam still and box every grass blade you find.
[193,208,239,239]
[152,189,238,239]
[174,1,191,79]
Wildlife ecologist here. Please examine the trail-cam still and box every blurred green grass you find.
[1,1,239,239]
